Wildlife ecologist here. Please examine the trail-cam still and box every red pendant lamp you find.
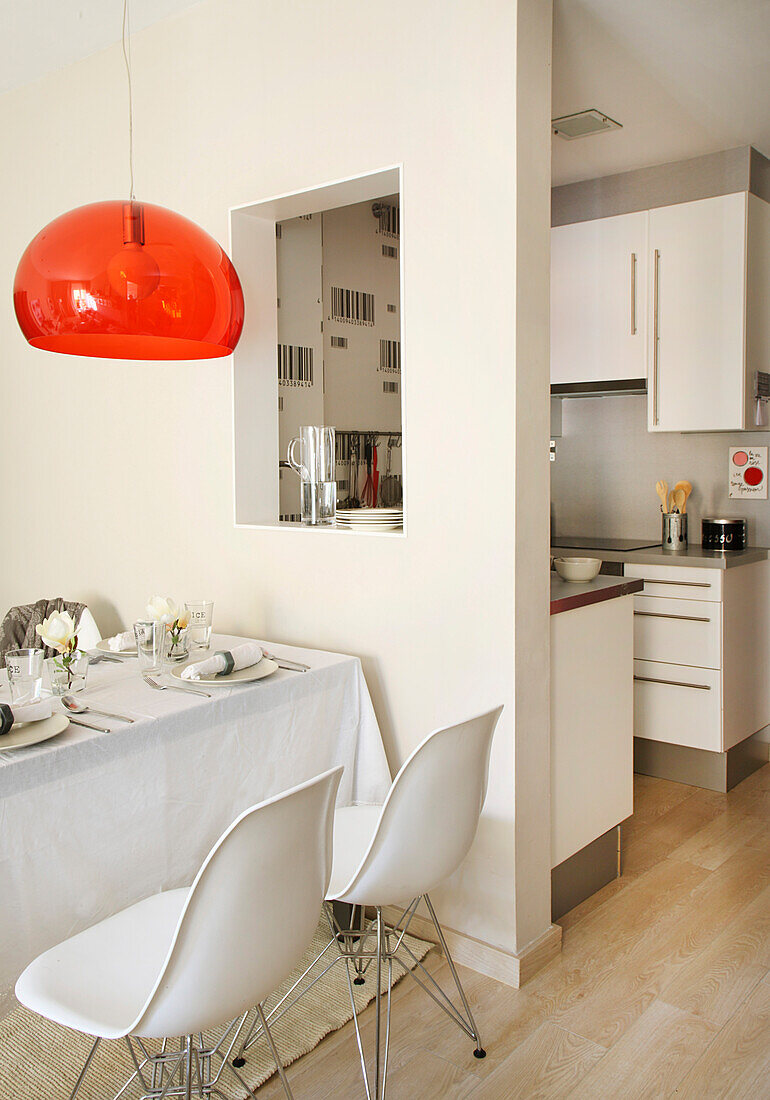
[13,4,244,361]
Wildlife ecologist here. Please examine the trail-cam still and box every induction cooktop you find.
[550,536,660,552]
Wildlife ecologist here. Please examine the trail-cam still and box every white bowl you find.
[553,556,602,583]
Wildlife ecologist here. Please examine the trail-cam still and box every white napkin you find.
[9,698,54,725]
[181,642,263,681]
[107,630,136,652]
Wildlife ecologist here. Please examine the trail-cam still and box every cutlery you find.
[673,480,693,513]
[262,651,310,672]
[61,695,135,723]
[67,715,111,732]
[87,653,123,665]
[672,488,686,513]
[655,480,668,512]
[143,675,211,698]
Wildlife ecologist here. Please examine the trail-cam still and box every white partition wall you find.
[0,0,553,980]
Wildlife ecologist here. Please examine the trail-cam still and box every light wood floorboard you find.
[253,765,770,1098]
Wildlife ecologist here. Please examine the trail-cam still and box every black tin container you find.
[701,517,748,552]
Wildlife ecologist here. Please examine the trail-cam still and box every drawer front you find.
[633,595,722,669]
[633,659,722,751]
[624,563,722,602]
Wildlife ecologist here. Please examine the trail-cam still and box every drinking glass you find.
[185,601,214,649]
[134,621,166,674]
[5,648,44,704]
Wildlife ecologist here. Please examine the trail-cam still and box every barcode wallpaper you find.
[276,193,402,519]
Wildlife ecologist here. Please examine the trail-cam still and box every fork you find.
[143,675,211,699]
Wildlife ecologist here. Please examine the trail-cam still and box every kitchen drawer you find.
[633,659,722,751]
[633,595,722,669]
[624,563,722,602]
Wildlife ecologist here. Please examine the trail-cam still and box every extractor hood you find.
[551,377,647,398]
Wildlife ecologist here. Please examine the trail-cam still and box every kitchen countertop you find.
[552,543,770,570]
[550,574,644,615]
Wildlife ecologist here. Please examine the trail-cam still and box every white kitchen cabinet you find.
[551,212,647,387]
[625,560,770,753]
[648,192,770,432]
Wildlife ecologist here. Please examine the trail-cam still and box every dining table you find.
[0,635,392,1018]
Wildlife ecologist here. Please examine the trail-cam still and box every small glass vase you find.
[47,650,89,695]
[165,627,191,664]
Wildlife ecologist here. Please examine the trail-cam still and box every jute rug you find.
[0,916,432,1098]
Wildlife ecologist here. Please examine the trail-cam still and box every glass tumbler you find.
[185,601,214,648]
[134,621,166,675]
[5,648,44,704]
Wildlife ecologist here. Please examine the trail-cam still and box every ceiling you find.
[0,0,201,96]
[552,0,770,186]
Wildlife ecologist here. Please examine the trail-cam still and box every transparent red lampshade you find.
[13,200,244,360]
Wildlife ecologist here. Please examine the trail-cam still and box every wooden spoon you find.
[655,480,669,512]
[673,480,693,514]
[672,488,686,513]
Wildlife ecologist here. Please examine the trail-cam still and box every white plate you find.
[337,510,403,518]
[95,639,137,655]
[170,657,279,686]
[337,521,403,530]
[0,713,70,751]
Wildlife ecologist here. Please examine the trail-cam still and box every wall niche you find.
[230,167,404,532]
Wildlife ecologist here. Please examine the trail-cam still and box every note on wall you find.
[729,446,768,498]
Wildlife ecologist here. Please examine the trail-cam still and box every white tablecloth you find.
[0,636,391,1017]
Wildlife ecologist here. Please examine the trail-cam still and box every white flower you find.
[146,596,179,625]
[35,610,77,653]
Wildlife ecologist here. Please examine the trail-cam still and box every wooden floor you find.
[260,764,770,1099]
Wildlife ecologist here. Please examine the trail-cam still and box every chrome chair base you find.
[66,1007,295,1100]
[232,896,484,1100]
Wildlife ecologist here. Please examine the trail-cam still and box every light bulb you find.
[107,241,161,302]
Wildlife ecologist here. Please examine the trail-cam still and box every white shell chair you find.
[16,766,343,1100]
[233,707,503,1100]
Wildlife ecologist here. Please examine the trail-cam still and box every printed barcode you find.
[337,479,348,491]
[383,380,399,394]
[331,286,375,326]
[278,396,284,412]
[382,244,398,259]
[379,339,401,374]
[376,204,400,238]
[330,336,348,349]
[278,344,314,386]
[387,304,397,313]
[280,513,302,523]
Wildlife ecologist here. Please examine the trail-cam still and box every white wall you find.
[0,0,552,959]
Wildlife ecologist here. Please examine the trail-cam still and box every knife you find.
[67,716,111,732]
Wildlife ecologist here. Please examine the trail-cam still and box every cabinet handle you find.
[642,578,711,589]
[634,611,711,623]
[630,252,637,335]
[634,675,711,691]
[652,249,660,425]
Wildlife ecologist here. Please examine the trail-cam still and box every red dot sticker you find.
[744,466,764,486]
[733,450,749,466]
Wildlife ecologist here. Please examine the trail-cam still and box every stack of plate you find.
[336,507,403,532]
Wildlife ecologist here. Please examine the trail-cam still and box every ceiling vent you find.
[552,109,622,140]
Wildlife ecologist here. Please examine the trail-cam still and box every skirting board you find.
[380,905,562,989]
[634,735,767,792]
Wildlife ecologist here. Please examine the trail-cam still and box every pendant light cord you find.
[121,0,135,201]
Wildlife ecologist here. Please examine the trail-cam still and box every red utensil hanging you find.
[372,442,379,506]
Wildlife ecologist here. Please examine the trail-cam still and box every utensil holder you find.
[662,512,687,550]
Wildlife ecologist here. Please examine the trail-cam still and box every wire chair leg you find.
[184,1035,194,1100]
[374,908,383,1099]
[423,894,486,1058]
[256,1002,295,1100]
[68,1036,100,1100]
